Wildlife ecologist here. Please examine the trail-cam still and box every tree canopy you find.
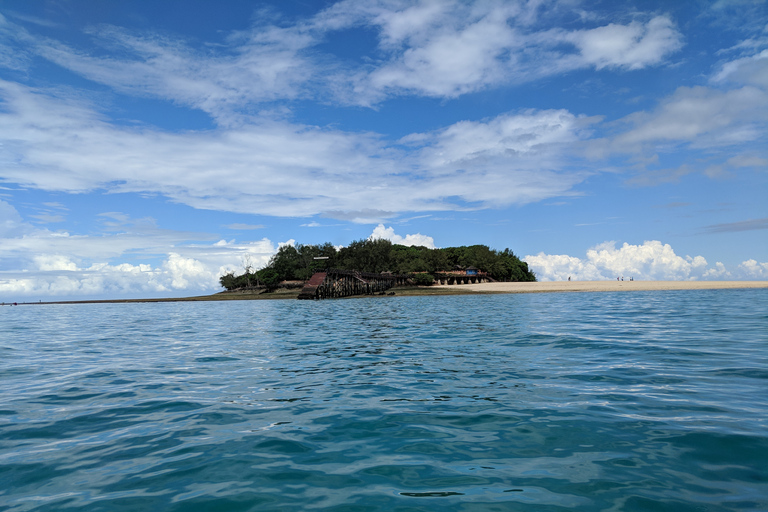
[219,239,535,291]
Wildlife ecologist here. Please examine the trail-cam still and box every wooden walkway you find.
[432,271,494,285]
[297,269,408,300]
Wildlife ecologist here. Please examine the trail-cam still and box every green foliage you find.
[265,243,338,281]
[411,273,435,286]
[219,272,238,290]
[219,271,256,290]
[256,268,280,289]
[338,238,393,273]
[218,239,535,291]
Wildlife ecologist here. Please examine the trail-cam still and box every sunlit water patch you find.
[1,289,766,511]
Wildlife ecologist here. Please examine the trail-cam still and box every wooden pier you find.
[297,269,408,300]
[431,271,493,285]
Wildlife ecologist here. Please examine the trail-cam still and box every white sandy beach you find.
[446,280,768,294]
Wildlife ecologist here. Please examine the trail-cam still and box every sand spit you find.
[455,280,768,294]
[15,280,767,305]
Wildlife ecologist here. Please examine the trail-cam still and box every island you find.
[218,238,536,299]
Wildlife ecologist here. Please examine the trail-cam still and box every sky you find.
[0,0,767,301]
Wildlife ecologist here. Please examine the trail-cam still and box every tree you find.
[338,238,393,273]
[269,244,302,280]
[241,254,259,288]
[412,273,434,286]
[425,248,449,273]
[218,238,535,291]
[219,272,237,290]
[256,268,281,289]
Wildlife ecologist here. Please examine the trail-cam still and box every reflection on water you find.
[1,290,767,511]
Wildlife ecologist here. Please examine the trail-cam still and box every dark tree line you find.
[219,239,535,291]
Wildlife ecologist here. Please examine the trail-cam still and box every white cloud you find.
[611,85,767,151]
[369,224,436,248]
[564,15,683,71]
[363,5,517,99]
[325,4,683,102]
[0,4,721,209]
[525,240,733,281]
[33,254,79,271]
[575,42,768,185]
[26,23,315,125]
[162,253,212,290]
[0,13,34,71]
[739,259,768,279]
[0,213,280,300]
[0,81,593,219]
[405,109,598,206]
[596,44,768,172]
[0,199,27,237]
[412,109,590,167]
[4,3,685,109]
[713,49,768,88]
[704,261,732,279]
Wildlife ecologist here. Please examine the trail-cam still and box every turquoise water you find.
[1,290,766,511]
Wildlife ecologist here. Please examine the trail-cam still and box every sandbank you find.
[15,280,767,305]
[450,280,768,294]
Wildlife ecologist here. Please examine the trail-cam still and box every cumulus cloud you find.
[369,224,436,248]
[0,206,280,300]
[524,240,765,281]
[0,240,275,299]
[703,261,731,279]
[33,254,79,271]
[739,259,768,279]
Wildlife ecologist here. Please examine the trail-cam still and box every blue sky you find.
[1,0,766,300]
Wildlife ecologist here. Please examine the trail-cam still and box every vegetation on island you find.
[219,239,535,291]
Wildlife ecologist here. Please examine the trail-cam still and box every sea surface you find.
[1,289,767,511]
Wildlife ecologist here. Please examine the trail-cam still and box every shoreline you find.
[5,280,767,305]
[456,280,768,294]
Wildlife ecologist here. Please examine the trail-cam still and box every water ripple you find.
[1,290,766,511]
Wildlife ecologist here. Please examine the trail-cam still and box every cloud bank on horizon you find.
[0,0,766,300]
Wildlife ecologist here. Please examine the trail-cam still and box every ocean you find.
[1,289,766,511]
